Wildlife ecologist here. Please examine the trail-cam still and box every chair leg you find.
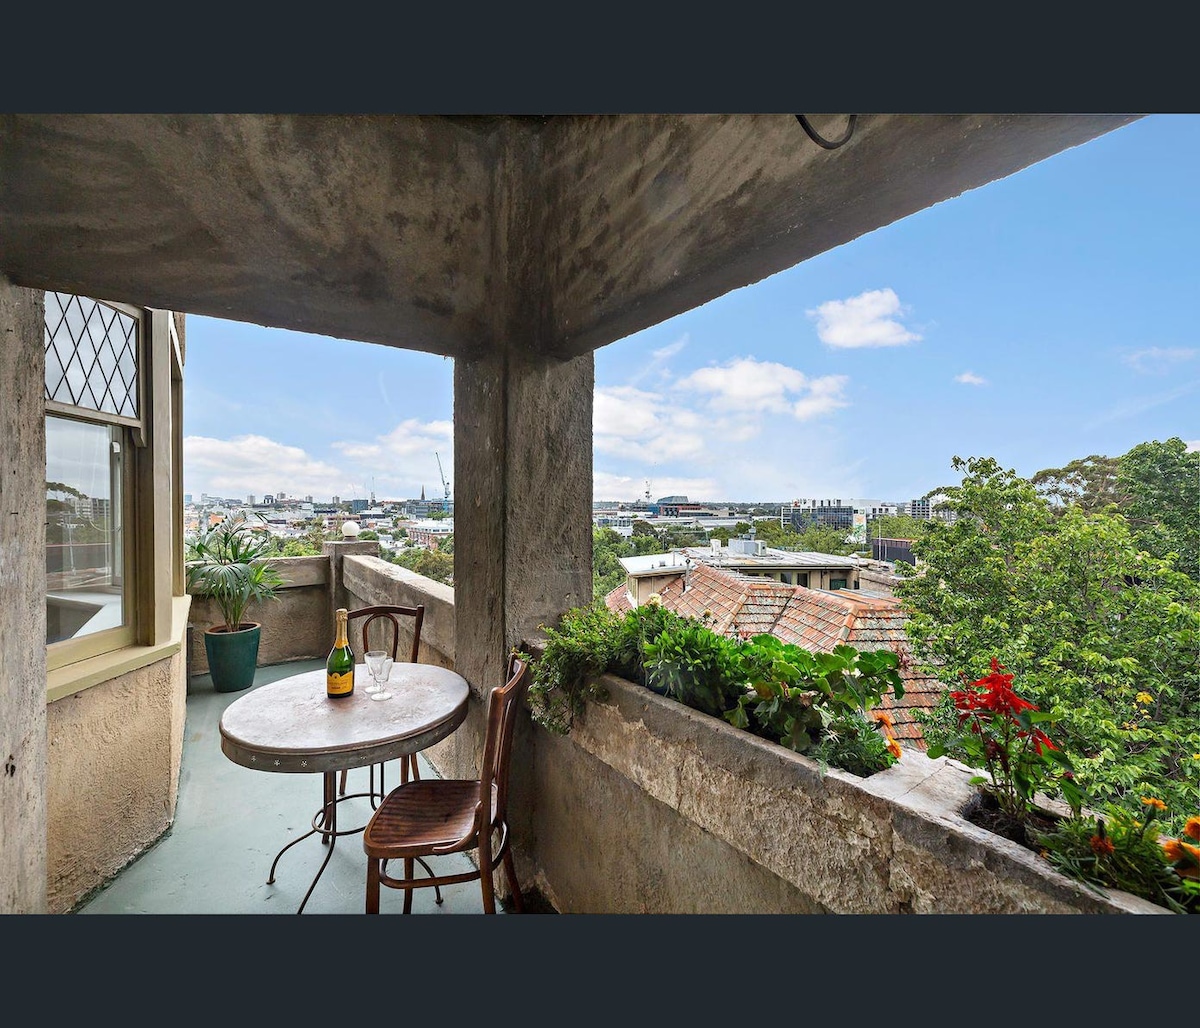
[338,768,348,796]
[403,858,414,914]
[478,832,496,914]
[502,850,523,913]
[366,858,381,914]
[400,754,420,785]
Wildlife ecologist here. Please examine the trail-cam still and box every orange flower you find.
[1140,796,1167,811]
[872,710,895,730]
[1090,835,1115,857]
[1184,816,1200,841]
[886,737,903,760]
[1163,839,1184,861]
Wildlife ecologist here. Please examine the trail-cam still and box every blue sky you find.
[183,114,1199,506]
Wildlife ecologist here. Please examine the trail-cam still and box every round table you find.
[219,662,470,912]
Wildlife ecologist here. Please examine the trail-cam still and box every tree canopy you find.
[898,453,1199,829]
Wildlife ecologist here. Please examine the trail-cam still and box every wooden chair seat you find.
[363,780,496,858]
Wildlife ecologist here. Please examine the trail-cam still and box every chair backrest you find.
[479,652,530,827]
[347,604,424,664]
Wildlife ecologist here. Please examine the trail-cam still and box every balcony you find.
[72,550,1165,915]
[3,114,1164,917]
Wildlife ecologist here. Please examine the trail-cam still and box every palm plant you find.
[185,511,285,633]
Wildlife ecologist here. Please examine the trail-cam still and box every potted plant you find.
[185,511,285,692]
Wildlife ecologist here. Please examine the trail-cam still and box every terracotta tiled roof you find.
[603,560,943,750]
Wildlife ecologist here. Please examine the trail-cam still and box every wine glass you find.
[370,655,394,701]
[364,650,388,696]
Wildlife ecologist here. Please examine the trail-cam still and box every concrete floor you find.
[75,659,499,915]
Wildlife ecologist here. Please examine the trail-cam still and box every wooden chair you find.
[362,652,530,914]
[339,604,425,800]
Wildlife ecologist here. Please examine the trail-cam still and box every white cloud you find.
[955,371,987,386]
[793,375,851,419]
[1122,347,1198,374]
[677,358,807,413]
[185,435,346,499]
[1186,440,1199,453]
[592,355,859,502]
[186,418,454,501]
[806,288,922,349]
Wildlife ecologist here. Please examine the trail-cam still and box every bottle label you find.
[327,671,354,697]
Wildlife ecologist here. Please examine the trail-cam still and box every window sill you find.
[47,595,192,703]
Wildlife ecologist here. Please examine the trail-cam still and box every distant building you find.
[781,499,855,533]
[407,519,453,550]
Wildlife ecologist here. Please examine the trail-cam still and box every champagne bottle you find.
[326,607,355,699]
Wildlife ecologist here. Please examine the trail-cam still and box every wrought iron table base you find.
[267,769,444,914]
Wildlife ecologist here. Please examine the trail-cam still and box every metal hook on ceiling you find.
[795,114,857,150]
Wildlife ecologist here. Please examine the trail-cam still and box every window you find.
[45,416,130,645]
[830,578,847,590]
[44,293,142,663]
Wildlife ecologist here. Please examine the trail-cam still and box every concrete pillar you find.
[453,346,594,698]
[452,344,593,906]
[0,277,48,913]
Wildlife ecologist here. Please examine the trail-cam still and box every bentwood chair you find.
[362,651,530,914]
[339,604,425,800]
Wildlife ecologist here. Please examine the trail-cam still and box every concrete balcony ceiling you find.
[0,113,1137,359]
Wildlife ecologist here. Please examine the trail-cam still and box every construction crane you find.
[435,451,451,502]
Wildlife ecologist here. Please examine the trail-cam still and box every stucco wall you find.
[47,646,186,913]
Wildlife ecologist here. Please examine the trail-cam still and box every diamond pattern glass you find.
[44,292,139,418]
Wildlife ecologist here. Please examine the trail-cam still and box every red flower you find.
[1090,834,1115,857]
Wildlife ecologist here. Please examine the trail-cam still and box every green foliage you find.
[529,598,904,776]
[1031,453,1122,513]
[1117,437,1199,580]
[866,514,929,541]
[185,512,285,633]
[528,603,623,734]
[608,600,688,686]
[809,710,901,778]
[389,544,454,586]
[728,637,904,772]
[752,517,856,555]
[901,452,1200,831]
[642,617,746,717]
[1034,799,1200,914]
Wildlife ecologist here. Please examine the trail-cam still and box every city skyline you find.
[182,114,1200,506]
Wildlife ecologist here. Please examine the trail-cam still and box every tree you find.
[1117,437,1199,580]
[898,455,1200,826]
[793,526,855,555]
[390,544,454,586]
[866,514,928,541]
[1031,453,1123,513]
[750,519,800,548]
[592,527,628,601]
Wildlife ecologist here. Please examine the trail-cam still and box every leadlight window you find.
[44,293,142,658]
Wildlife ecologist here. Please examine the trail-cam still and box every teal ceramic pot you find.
[203,623,261,693]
